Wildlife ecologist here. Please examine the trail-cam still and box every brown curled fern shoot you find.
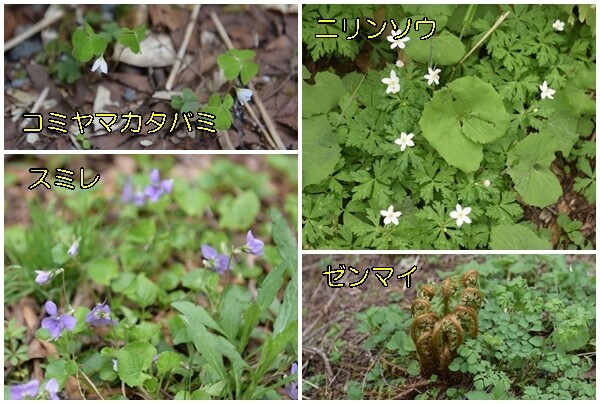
[410,269,482,379]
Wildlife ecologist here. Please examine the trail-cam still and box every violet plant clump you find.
[5,156,298,399]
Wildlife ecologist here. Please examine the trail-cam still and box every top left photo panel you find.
[5,4,298,150]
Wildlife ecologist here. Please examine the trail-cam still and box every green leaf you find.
[218,190,260,229]
[172,302,248,387]
[86,257,119,285]
[202,94,234,130]
[303,115,341,186]
[271,209,297,274]
[302,71,347,118]
[171,301,224,334]
[125,274,158,308]
[257,262,286,315]
[273,274,297,337]
[219,286,251,341]
[116,341,157,387]
[404,30,465,65]
[507,133,562,207]
[173,185,210,216]
[419,76,509,172]
[118,26,146,54]
[217,49,257,84]
[157,351,181,376]
[72,24,107,63]
[490,224,551,249]
[171,88,199,114]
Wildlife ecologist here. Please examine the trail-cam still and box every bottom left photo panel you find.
[4,154,298,400]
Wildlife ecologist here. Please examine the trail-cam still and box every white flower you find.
[539,80,556,100]
[380,205,402,225]
[236,88,253,104]
[449,204,472,227]
[386,30,410,50]
[395,59,405,68]
[381,70,400,94]
[424,67,441,86]
[483,179,491,188]
[394,132,415,151]
[91,55,108,74]
[552,19,565,31]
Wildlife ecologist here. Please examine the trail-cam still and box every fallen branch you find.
[165,4,201,91]
[5,9,65,52]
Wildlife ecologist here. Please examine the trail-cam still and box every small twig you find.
[391,379,432,400]
[14,86,50,149]
[210,11,286,150]
[4,9,65,52]
[216,129,235,149]
[165,4,201,91]
[302,345,334,379]
[79,369,105,400]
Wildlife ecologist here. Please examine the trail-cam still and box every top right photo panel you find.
[302,4,596,250]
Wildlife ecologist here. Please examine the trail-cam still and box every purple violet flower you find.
[35,270,52,285]
[45,378,60,400]
[41,301,76,340]
[245,230,264,256]
[121,178,146,206]
[67,240,79,256]
[285,362,298,400]
[201,244,230,274]
[10,379,40,399]
[85,302,116,327]
[144,169,173,202]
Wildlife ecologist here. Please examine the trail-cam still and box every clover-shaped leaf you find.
[217,49,258,85]
[419,76,509,172]
[72,22,107,63]
[171,88,199,113]
[202,94,234,130]
[118,26,146,54]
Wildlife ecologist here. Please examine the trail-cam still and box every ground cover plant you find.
[4,154,298,399]
[302,4,596,249]
[5,4,298,150]
[302,254,595,399]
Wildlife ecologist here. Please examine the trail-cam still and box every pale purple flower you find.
[41,301,76,340]
[112,359,118,372]
[245,230,264,256]
[85,302,116,327]
[67,240,79,256]
[35,270,52,285]
[45,378,60,400]
[285,362,298,400]
[10,379,40,399]
[201,244,230,274]
[121,178,146,206]
[145,169,173,202]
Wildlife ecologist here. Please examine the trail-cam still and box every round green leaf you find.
[116,342,157,387]
[157,351,181,376]
[240,61,258,85]
[302,115,341,186]
[404,30,465,65]
[86,257,119,285]
[419,76,509,172]
[490,224,551,249]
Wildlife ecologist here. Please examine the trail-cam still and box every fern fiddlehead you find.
[410,269,482,379]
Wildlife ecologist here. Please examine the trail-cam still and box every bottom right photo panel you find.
[302,254,596,400]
